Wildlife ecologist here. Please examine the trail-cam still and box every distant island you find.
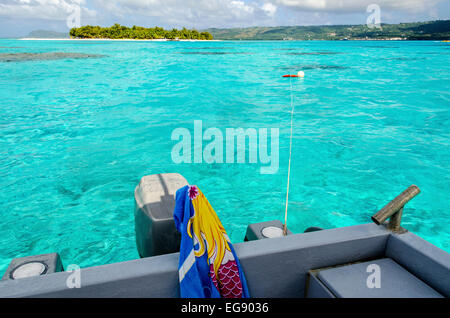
[27,20,450,41]
[206,20,450,41]
[70,24,213,40]
[26,30,70,39]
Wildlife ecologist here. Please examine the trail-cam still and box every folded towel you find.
[174,185,250,298]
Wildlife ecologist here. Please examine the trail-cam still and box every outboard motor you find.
[134,173,188,258]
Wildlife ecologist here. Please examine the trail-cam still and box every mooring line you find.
[283,73,295,236]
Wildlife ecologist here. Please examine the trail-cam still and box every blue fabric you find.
[173,185,250,298]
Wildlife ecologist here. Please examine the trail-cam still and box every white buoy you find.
[297,71,305,78]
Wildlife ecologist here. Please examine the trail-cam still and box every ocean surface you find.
[0,39,449,274]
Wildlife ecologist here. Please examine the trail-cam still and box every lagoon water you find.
[0,39,449,273]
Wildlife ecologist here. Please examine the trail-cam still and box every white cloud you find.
[262,2,277,16]
[230,1,255,14]
[0,0,96,20]
[92,0,277,28]
[0,0,445,30]
[275,0,443,13]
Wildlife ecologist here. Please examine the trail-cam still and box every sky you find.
[0,0,449,37]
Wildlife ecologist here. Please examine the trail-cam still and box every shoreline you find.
[15,38,445,42]
[19,38,220,42]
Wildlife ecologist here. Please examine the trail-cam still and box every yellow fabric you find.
[187,187,232,278]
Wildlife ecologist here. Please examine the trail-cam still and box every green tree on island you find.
[69,24,214,40]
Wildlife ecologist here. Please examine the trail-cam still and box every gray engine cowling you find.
[134,173,188,258]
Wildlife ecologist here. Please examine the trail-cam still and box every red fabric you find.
[209,261,243,298]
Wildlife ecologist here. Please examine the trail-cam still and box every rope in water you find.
[283,73,295,236]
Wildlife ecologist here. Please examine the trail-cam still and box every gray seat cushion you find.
[317,258,443,298]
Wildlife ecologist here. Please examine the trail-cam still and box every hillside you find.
[206,20,450,40]
[26,30,70,39]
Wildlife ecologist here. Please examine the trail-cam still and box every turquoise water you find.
[0,40,449,274]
